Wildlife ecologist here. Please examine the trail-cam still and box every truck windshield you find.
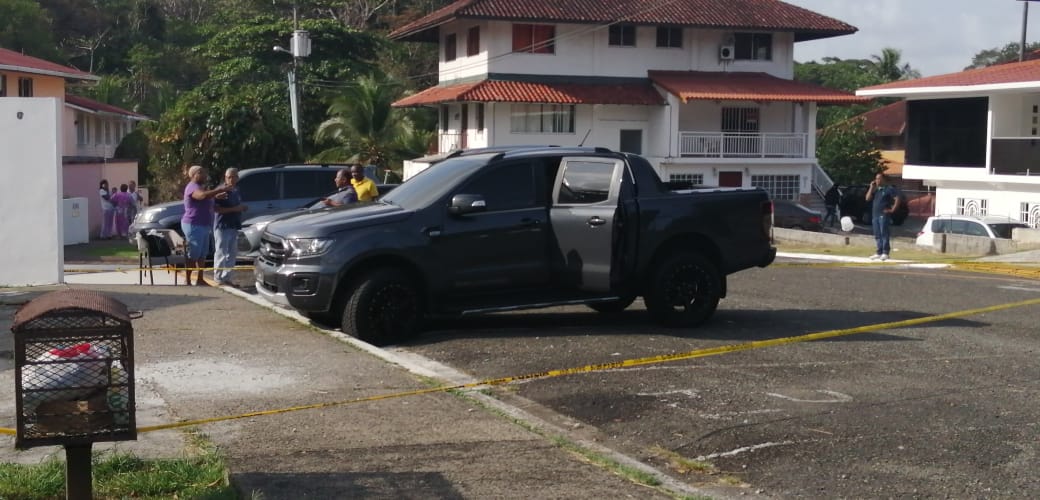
[379,155,494,210]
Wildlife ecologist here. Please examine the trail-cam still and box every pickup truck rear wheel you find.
[342,268,422,346]
[644,252,721,327]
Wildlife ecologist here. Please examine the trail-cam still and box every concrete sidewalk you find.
[0,284,723,499]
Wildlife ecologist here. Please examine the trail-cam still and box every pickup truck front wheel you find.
[587,296,636,313]
[342,268,423,346]
[644,252,721,327]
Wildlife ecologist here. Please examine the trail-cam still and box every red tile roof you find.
[390,0,856,43]
[858,100,904,136]
[0,47,98,81]
[860,58,1040,92]
[65,95,150,120]
[393,79,665,106]
[648,70,868,104]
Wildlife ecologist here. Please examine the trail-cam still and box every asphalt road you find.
[397,261,1040,497]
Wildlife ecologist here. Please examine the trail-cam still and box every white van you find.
[915,215,1028,247]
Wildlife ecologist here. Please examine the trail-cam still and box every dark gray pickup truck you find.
[254,146,776,345]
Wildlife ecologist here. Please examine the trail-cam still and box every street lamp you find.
[274,30,311,144]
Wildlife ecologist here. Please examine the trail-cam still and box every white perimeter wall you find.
[0,98,63,286]
[934,185,1040,223]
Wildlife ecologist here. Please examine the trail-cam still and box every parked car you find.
[129,163,380,239]
[838,185,909,225]
[915,215,1029,247]
[236,184,398,259]
[772,200,822,231]
[254,145,777,346]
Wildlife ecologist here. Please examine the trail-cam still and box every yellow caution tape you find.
[64,265,255,274]
[4,295,1038,436]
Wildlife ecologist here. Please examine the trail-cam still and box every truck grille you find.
[259,234,288,266]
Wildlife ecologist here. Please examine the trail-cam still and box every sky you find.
[783,0,1040,76]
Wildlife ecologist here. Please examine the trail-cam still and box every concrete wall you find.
[0,98,63,285]
[774,227,1040,257]
[62,160,138,238]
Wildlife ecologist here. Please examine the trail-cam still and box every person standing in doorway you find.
[865,173,901,261]
[350,164,379,201]
[213,168,248,286]
[181,165,228,286]
[322,168,359,207]
[98,179,114,239]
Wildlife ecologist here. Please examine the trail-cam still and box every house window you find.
[94,117,103,144]
[751,175,799,201]
[440,106,449,132]
[0,74,6,96]
[510,104,574,133]
[669,173,704,185]
[734,33,772,61]
[608,24,636,47]
[104,121,112,145]
[1021,202,1040,228]
[722,107,760,132]
[444,34,457,62]
[956,198,988,216]
[467,27,480,57]
[512,24,555,54]
[17,77,33,97]
[76,113,87,145]
[476,103,485,131]
[656,27,682,48]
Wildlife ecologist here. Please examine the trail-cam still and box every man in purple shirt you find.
[181,165,228,286]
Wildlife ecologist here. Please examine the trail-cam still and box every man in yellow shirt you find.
[350,164,379,201]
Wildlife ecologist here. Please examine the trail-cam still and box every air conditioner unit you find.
[719,44,735,61]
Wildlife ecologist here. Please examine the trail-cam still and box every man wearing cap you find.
[181,165,228,286]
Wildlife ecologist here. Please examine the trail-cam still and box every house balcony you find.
[438,132,465,153]
[678,132,809,159]
[990,137,1040,176]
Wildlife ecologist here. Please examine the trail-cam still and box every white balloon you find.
[840,216,854,232]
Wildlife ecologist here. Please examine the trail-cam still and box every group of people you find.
[179,164,379,287]
[98,179,143,239]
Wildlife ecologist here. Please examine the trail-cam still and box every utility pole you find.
[1022,0,1030,61]
[274,1,310,146]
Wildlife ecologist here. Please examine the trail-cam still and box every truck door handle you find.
[587,216,606,227]
[520,218,541,227]
[423,226,442,237]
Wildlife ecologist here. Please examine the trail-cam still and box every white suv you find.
[915,215,1028,247]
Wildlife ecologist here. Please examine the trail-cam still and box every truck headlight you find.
[138,209,162,223]
[286,237,333,259]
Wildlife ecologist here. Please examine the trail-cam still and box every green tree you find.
[0,0,60,59]
[870,47,920,81]
[817,118,884,186]
[966,41,1040,69]
[313,74,415,168]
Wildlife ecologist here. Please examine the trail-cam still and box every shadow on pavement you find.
[231,471,465,499]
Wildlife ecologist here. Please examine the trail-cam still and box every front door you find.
[432,160,547,293]
[459,103,469,149]
[719,171,743,187]
[549,157,623,292]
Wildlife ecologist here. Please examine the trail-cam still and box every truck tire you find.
[342,268,422,346]
[304,310,340,327]
[587,296,636,313]
[644,252,721,327]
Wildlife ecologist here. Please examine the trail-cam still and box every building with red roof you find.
[2,47,151,238]
[388,0,865,201]
[858,59,1040,227]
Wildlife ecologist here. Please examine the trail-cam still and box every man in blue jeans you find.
[213,168,248,286]
[865,173,901,261]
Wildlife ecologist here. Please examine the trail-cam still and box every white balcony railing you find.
[679,132,808,158]
[438,132,464,153]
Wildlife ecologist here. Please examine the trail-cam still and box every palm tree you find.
[313,75,406,167]
[871,48,920,81]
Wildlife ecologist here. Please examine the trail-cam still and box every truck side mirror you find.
[448,194,487,215]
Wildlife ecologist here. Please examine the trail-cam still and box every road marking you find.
[695,441,796,461]
[636,389,699,398]
[998,285,1040,293]
[698,409,783,420]
[766,390,853,403]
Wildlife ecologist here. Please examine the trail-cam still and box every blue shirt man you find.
[865,173,901,261]
[213,168,248,285]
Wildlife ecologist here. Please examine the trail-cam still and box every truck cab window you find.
[557,161,615,204]
[457,161,536,211]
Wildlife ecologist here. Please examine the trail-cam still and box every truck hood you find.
[265,202,410,239]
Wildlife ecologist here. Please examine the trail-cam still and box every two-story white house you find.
[858,59,1040,227]
[1,47,149,239]
[389,0,866,202]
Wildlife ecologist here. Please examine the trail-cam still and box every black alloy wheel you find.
[342,268,423,346]
[587,295,636,313]
[644,252,721,327]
